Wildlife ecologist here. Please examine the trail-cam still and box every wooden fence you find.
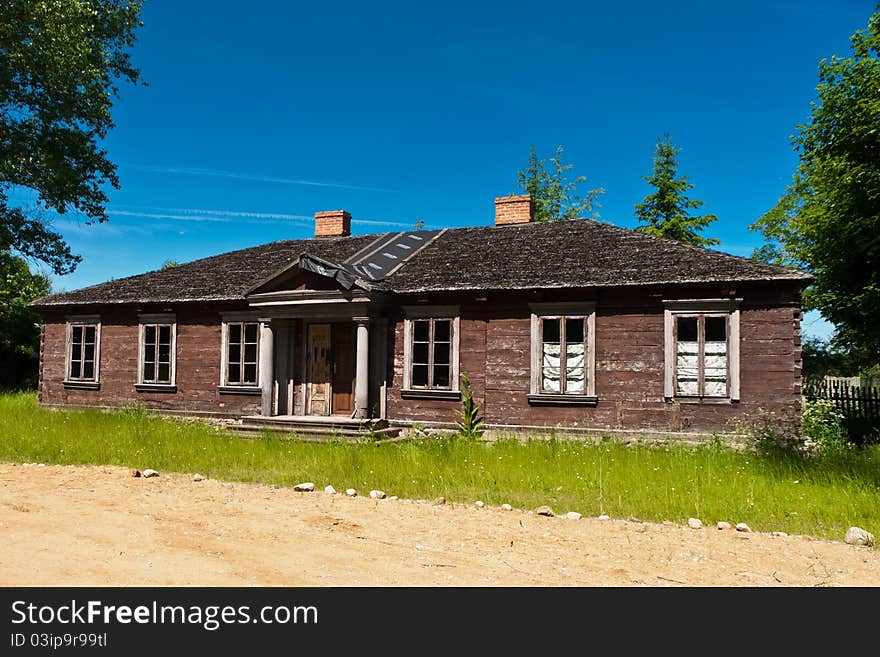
[803,380,880,443]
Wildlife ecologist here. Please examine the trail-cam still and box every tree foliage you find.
[634,134,719,246]
[750,6,880,359]
[0,0,144,275]
[0,251,50,389]
[516,145,603,221]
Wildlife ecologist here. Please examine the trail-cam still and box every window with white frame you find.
[664,301,740,401]
[402,307,460,394]
[529,303,596,401]
[138,316,176,386]
[66,317,101,383]
[223,320,259,386]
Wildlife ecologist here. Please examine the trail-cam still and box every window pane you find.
[159,325,171,345]
[413,320,429,342]
[143,361,155,382]
[413,342,429,364]
[229,344,241,364]
[158,342,170,364]
[566,341,585,368]
[542,318,560,343]
[145,325,156,345]
[703,341,728,397]
[228,363,241,383]
[229,323,241,344]
[84,343,94,361]
[434,319,450,342]
[70,361,81,379]
[433,365,450,388]
[145,343,155,364]
[566,367,585,393]
[83,362,94,380]
[542,342,561,392]
[566,318,584,344]
[676,338,699,395]
[244,344,257,364]
[72,326,82,345]
[434,342,450,366]
[243,363,257,384]
[157,363,170,382]
[244,323,258,343]
[705,316,727,342]
[677,317,698,342]
[72,343,82,361]
[84,326,95,343]
[412,364,429,387]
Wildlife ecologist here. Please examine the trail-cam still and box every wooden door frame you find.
[305,322,332,416]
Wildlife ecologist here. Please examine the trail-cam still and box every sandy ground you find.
[1,462,878,587]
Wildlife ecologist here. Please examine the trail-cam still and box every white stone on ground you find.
[369,490,386,499]
[772,531,788,537]
[192,473,205,482]
[324,485,337,495]
[501,504,513,511]
[845,526,875,546]
[345,488,357,497]
[597,514,610,521]
[535,505,555,517]
[687,517,703,529]
[565,511,582,520]
[475,500,485,508]
[717,521,732,530]
[735,523,752,533]
[293,482,315,492]
[142,469,159,478]
[388,496,398,501]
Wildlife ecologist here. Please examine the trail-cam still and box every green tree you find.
[0,0,144,275]
[161,259,180,270]
[634,134,719,246]
[516,145,603,221]
[750,6,880,360]
[0,251,51,389]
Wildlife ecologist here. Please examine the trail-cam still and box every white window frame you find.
[220,315,261,390]
[529,302,596,401]
[664,299,740,402]
[64,315,101,385]
[402,305,460,396]
[137,313,177,388]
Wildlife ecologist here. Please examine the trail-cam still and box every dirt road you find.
[1,463,877,586]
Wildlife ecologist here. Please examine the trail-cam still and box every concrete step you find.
[230,422,401,442]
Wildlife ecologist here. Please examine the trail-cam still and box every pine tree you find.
[517,146,603,221]
[634,135,719,246]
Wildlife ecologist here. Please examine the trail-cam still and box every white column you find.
[259,319,274,416]
[354,317,370,419]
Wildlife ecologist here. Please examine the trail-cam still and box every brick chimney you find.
[314,210,351,238]
[494,195,534,226]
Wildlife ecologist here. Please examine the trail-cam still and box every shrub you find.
[802,399,849,453]
[454,372,483,439]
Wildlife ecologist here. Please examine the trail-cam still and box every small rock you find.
[293,482,315,492]
[735,523,752,533]
[129,469,141,478]
[345,488,358,497]
[324,485,337,495]
[37,463,45,467]
[717,521,732,530]
[501,503,513,511]
[597,514,610,521]
[369,490,386,499]
[432,496,446,506]
[662,520,676,527]
[535,505,555,517]
[142,469,159,478]
[628,516,643,523]
[388,496,398,501]
[192,473,205,482]
[687,517,703,529]
[565,511,582,521]
[772,531,788,537]
[845,526,875,547]
[475,500,485,508]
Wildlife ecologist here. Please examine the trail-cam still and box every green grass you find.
[1,392,879,541]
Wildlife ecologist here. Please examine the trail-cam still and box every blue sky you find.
[28,0,877,339]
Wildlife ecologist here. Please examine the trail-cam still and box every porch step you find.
[231,415,400,441]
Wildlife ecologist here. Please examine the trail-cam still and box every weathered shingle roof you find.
[30,220,811,308]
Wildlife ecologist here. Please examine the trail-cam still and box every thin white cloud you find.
[124,164,393,193]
